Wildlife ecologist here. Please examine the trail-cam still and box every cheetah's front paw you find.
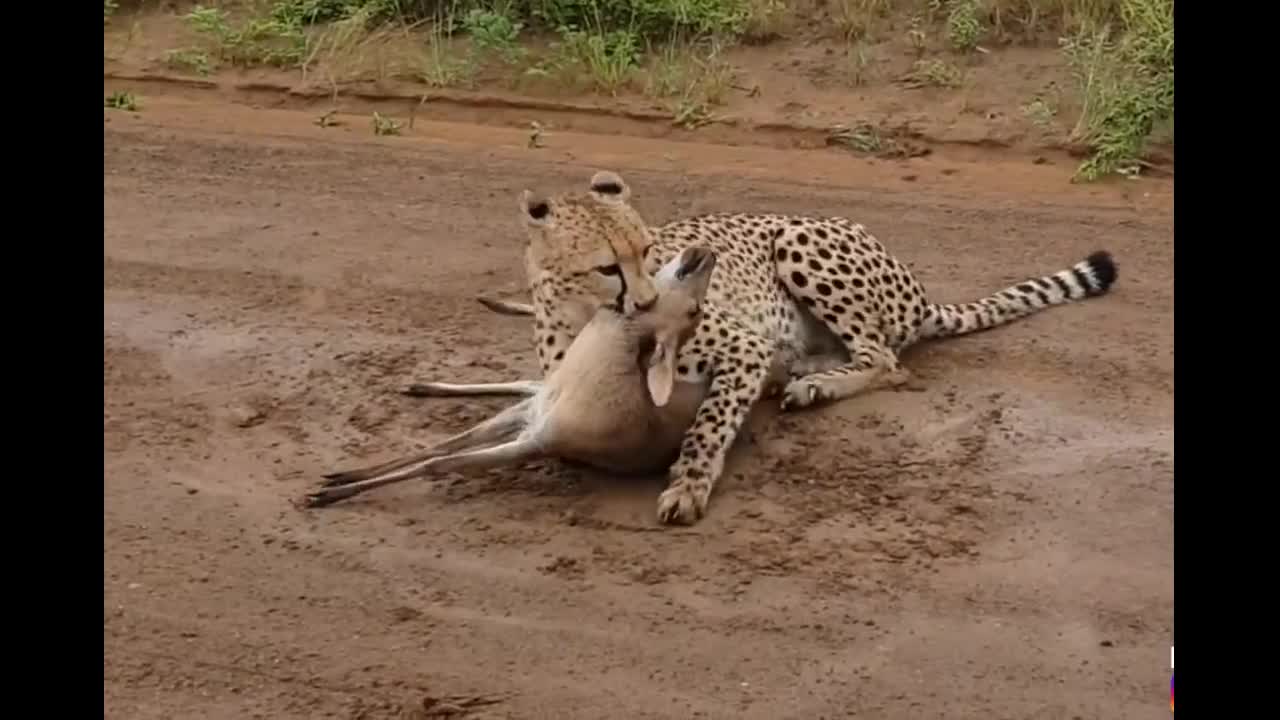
[656,483,706,525]
[780,379,822,411]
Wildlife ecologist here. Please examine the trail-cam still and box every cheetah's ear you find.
[519,190,552,227]
[588,170,630,202]
[646,340,676,408]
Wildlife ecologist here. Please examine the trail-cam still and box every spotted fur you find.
[457,171,1118,525]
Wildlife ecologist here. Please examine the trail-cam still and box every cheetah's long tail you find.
[918,250,1117,341]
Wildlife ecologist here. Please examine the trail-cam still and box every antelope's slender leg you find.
[321,400,532,486]
[305,436,544,507]
[402,380,543,398]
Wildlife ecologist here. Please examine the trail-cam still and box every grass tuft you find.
[646,39,734,109]
[372,111,402,135]
[828,123,884,153]
[166,48,216,75]
[421,15,477,87]
[106,91,138,111]
[544,24,642,95]
[904,58,963,88]
[945,0,983,52]
[462,6,527,65]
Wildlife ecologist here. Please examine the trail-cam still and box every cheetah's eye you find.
[595,264,621,277]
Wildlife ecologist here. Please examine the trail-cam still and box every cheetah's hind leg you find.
[780,342,910,411]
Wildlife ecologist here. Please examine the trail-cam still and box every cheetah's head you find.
[518,171,658,323]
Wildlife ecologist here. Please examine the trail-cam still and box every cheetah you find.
[408,170,1118,525]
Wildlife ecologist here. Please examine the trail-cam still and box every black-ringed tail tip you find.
[1080,250,1118,296]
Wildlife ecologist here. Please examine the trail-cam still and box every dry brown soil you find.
[104,87,1174,720]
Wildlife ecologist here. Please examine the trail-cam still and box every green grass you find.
[1060,0,1173,180]
[1021,95,1058,127]
[166,48,216,75]
[529,0,749,40]
[545,24,642,94]
[645,39,735,125]
[904,58,963,88]
[944,0,983,52]
[421,14,477,87]
[258,1,752,39]
[185,5,307,67]
[143,1,753,90]
[827,123,885,154]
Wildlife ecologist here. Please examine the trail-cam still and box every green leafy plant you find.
[548,25,641,94]
[945,0,983,52]
[828,123,884,153]
[462,7,526,64]
[185,5,308,68]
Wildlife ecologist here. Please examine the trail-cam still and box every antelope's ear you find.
[645,340,676,407]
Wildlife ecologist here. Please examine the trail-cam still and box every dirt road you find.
[104,94,1173,720]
